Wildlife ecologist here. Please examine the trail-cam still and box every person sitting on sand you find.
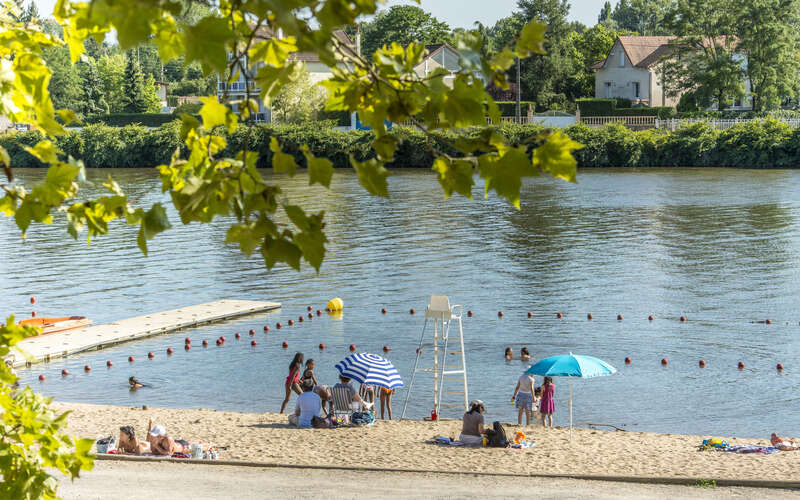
[314,384,333,416]
[504,347,513,361]
[460,400,486,446]
[771,433,797,451]
[334,375,371,411]
[146,419,186,456]
[118,425,150,454]
[511,370,535,426]
[289,379,322,428]
[520,347,531,361]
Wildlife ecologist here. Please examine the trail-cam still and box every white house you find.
[217,28,355,122]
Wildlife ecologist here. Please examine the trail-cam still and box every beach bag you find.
[351,411,374,425]
[96,436,116,453]
[485,421,509,448]
[312,415,331,428]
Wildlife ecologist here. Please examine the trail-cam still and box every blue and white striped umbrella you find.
[335,353,404,389]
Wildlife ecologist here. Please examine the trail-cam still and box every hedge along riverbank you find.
[4,119,800,169]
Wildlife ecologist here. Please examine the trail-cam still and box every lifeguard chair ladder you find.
[401,296,468,420]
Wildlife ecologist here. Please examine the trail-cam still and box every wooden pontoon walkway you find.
[10,300,280,367]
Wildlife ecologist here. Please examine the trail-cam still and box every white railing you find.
[580,116,657,127]
[656,117,800,130]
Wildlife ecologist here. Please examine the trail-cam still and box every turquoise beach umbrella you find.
[525,353,617,439]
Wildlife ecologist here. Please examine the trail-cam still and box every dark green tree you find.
[42,46,83,112]
[360,5,451,58]
[612,0,674,35]
[122,50,148,112]
[20,1,37,23]
[598,1,615,27]
[662,0,744,110]
[80,61,109,116]
[734,0,800,110]
[487,13,526,52]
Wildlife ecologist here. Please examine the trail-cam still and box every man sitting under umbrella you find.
[289,379,322,428]
[333,375,372,411]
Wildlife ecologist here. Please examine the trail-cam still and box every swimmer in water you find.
[521,347,531,361]
[505,347,513,360]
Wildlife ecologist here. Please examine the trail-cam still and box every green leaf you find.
[432,157,475,199]
[372,135,398,161]
[303,150,333,188]
[477,146,537,209]
[262,235,302,270]
[184,16,235,75]
[198,97,236,134]
[533,131,582,183]
[350,157,390,198]
[24,141,61,164]
[517,21,547,57]
[270,137,298,176]
[136,203,171,255]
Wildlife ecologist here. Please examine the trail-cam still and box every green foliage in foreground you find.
[0,316,95,499]
[6,120,800,170]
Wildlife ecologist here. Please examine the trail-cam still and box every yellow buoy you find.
[326,297,343,311]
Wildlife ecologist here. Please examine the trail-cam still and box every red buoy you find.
[61,369,69,376]
[185,337,191,344]
[184,344,191,350]
[216,339,222,346]
[167,348,174,355]
[202,341,208,347]
[282,341,288,348]
[276,322,282,329]
[381,308,387,314]
[251,340,257,346]
[648,315,654,321]
[235,333,241,339]
[30,296,36,304]
[106,360,113,367]
[128,356,134,362]
[738,361,745,369]
[349,344,356,352]
[316,310,322,316]
[298,316,304,322]
[38,374,45,381]
[288,319,294,326]
[467,310,473,317]
[84,365,91,372]
[383,345,390,352]
[766,319,772,325]
[410,308,415,314]
[319,343,325,350]
[263,326,270,332]
[249,329,255,335]
[498,311,504,317]
[527,312,533,318]
[556,312,563,319]
[661,358,668,366]
[624,357,631,364]
[148,352,154,359]
[680,316,687,322]
[307,306,313,311]
[308,313,313,319]
[699,360,706,368]
[777,363,784,371]
[617,314,623,320]
[587,313,593,320]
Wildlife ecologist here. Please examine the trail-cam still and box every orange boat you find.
[19,316,92,337]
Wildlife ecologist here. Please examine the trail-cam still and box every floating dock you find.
[10,299,280,367]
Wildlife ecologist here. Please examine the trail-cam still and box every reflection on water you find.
[4,167,800,437]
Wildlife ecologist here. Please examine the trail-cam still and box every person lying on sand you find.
[117,425,150,454]
[771,433,797,451]
[146,419,187,456]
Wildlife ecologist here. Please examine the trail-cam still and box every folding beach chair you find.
[332,386,355,422]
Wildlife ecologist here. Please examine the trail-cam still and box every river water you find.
[3,167,799,437]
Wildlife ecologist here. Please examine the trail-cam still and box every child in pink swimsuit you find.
[539,376,555,428]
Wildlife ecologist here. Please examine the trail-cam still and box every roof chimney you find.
[355,24,361,57]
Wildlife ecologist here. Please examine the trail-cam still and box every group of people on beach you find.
[505,347,555,427]
[279,352,396,428]
[117,418,188,456]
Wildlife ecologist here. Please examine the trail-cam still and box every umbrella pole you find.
[569,376,573,441]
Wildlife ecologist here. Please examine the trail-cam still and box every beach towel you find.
[723,445,780,455]
[510,441,535,449]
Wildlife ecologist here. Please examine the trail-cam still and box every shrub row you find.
[495,101,536,116]
[84,113,180,127]
[3,119,800,170]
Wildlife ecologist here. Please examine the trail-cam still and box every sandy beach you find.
[53,402,800,483]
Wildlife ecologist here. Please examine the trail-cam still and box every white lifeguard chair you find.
[401,296,468,420]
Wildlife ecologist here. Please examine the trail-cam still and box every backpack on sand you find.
[484,421,509,448]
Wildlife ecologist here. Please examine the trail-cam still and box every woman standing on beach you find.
[539,376,555,428]
[280,352,304,413]
[511,371,535,425]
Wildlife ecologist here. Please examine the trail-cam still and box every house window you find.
[619,50,625,67]
[734,97,742,107]
[633,82,640,98]
[605,82,612,98]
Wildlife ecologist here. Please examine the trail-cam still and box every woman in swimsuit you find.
[280,352,304,413]
[118,425,150,454]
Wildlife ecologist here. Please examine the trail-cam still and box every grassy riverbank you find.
[4,119,800,170]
